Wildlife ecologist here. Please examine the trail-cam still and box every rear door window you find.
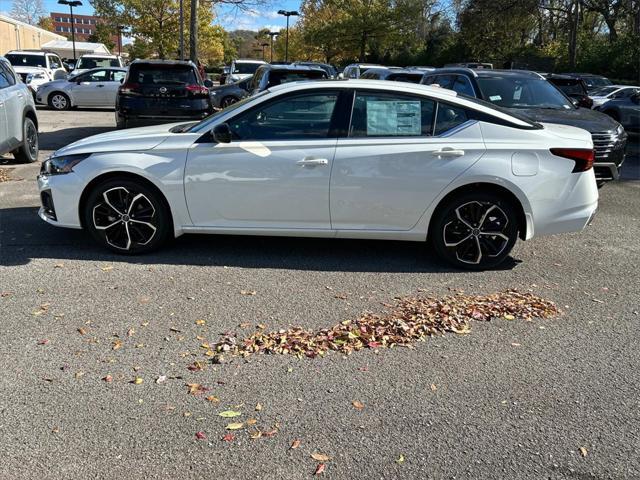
[451,75,475,97]
[434,103,469,135]
[349,91,436,137]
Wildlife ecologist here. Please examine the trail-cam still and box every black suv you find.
[116,60,214,129]
[422,68,627,183]
[249,64,327,95]
[564,73,612,93]
[544,74,593,108]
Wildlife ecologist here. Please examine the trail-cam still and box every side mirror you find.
[204,79,213,88]
[212,123,231,143]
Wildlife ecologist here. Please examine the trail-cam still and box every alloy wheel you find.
[51,94,68,110]
[92,187,157,251]
[442,201,510,265]
[26,120,38,159]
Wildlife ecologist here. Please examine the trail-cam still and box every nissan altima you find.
[37,80,598,269]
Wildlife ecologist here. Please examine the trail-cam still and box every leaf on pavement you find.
[579,447,588,457]
[112,339,123,350]
[156,375,167,384]
[226,422,244,430]
[37,339,50,345]
[311,453,331,462]
[206,395,220,403]
[396,454,405,464]
[314,463,326,475]
[101,266,114,272]
[352,400,365,410]
[222,433,235,442]
[219,410,242,418]
[195,319,206,326]
[290,439,301,449]
[103,374,113,382]
[133,377,143,385]
[187,361,205,372]
[186,383,209,395]
[255,403,263,411]
[195,431,207,440]
[240,290,257,296]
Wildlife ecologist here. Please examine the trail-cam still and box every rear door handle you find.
[97,84,105,88]
[432,147,465,158]
[297,158,329,166]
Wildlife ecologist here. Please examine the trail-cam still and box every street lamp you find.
[277,10,298,63]
[267,31,278,62]
[117,25,125,56]
[261,42,269,61]
[58,0,82,62]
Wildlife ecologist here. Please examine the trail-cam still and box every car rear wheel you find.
[430,192,519,270]
[83,178,171,254]
[221,96,238,108]
[49,92,70,111]
[12,117,39,163]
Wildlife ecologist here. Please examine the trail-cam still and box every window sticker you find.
[366,100,421,136]
[489,95,502,101]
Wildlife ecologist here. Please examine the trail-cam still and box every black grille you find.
[41,190,57,221]
[591,131,620,161]
[18,73,28,83]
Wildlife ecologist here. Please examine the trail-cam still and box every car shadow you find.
[39,126,115,151]
[0,206,521,272]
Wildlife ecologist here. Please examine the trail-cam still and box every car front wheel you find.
[430,192,519,270]
[49,92,70,110]
[83,179,171,254]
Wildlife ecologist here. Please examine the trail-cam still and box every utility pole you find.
[189,0,198,62]
[268,31,278,62]
[179,0,184,60]
[58,0,82,61]
[277,10,299,62]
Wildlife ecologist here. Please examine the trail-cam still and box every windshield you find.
[549,80,584,95]
[233,62,263,74]
[77,57,120,69]
[584,77,612,88]
[477,76,574,109]
[5,54,46,68]
[188,90,270,132]
[591,86,618,96]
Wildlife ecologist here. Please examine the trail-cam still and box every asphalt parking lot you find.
[1,108,640,479]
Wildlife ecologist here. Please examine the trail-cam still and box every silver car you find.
[36,67,127,110]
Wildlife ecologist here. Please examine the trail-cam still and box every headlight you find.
[616,124,625,136]
[41,154,90,175]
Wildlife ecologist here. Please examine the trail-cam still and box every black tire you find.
[48,92,71,110]
[430,191,519,270]
[12,117,39,163]
[221,96,238,108]
[83,178,172,254]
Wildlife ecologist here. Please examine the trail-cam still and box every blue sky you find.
[25,0,301,31]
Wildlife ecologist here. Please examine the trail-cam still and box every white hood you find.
[54,123,184,157]
[13,66,47,75]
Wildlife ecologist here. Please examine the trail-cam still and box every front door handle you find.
[97,84,105,88]
[297,158,329,166]
[432,147,465,158]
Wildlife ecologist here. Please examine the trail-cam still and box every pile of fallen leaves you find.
[213,290,558,359]
[0,168,12,183]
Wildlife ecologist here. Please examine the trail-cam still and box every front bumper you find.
[37,173,83,229]
[592,130,627,182]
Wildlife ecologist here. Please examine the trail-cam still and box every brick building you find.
[50,12,118,46]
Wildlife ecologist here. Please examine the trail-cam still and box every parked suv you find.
[115,60,214,129]
[249,64,327,95]
[227,59,266,83]
[209,76,252,108]
[4,50,66,95]
[564,73,612,93]
[73,54,125,74]
[596,90,640,134]
[0,56,39,163]
[360,67,425,83]
[341,63,381,79]
[422,68,627,183]
[544,74,593,108]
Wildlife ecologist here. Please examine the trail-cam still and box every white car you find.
[73,54,125,74]
[590,85,640,108]
[37,80,598,269]
[0,56,39,163]
[228,59,266,83]
[36,67,127,110]
[4,50,67,95]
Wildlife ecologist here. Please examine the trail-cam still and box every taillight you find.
[119,82,141,95]
[186,84,209,96]
[550,148,595,173]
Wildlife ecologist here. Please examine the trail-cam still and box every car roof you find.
[79,54,119,58]
[234,59,266,64]
[260,64,326,72]
[130,59,195,66]
[264,79,534,128]
[6,50,47,55]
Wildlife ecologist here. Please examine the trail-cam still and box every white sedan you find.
[35,67,127,110]
[37,80,598,269]
[590,85,640,108]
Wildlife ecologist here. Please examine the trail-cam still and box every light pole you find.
[261,42,269,61]
[268,31,278,62]
[58,0,82,62]
[117,25,125,56]
[179,0,184,60]
[277,10,298,63]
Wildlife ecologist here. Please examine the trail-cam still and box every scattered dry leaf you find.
[311,453,331,462]
[240,290,257,296]
[133,377,143,385]
[195,431,206,440]
[195,319,206,326]
[101,266,113,272]
[290,439,301,449]
[219,410,242,418]
[255,403,263,411]
[112,339,123,350]
[314,464,326,475]
[206,395,220,403]
[396,454,405,464]
[156,375,167,384]
[352,400,365,410]
[226,422,244,430]
[580,447,588,457]
[222,433,235,442]
[103,374,113,383]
